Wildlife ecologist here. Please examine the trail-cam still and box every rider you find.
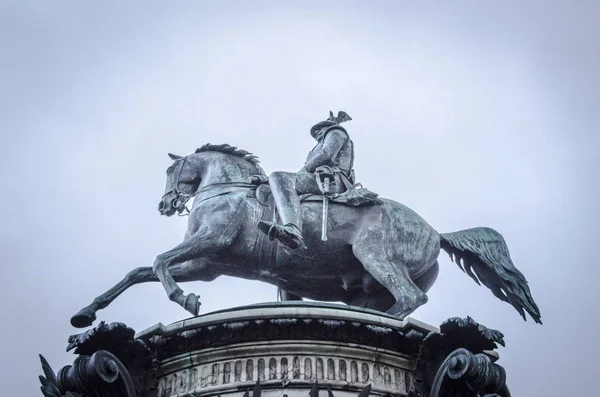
[257,111,355,250]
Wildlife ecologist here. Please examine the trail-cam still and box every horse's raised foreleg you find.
[352,246,428,319]
[70,262,214,328]
[152,230,222,317]
[71,266,156,328]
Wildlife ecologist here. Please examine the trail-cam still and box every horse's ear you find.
[168,153,182,160]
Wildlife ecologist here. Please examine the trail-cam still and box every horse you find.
[70,144,542,328]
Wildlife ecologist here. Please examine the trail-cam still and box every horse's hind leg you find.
[352,246,428,319]
[278,288,303,301]
[347,289,395,313]
[413,260,439,293]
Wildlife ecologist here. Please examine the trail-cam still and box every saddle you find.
[247,175,382,207]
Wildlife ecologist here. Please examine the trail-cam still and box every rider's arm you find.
[304,129,348,173]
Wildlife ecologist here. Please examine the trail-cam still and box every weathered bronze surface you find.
[70,112,541,330]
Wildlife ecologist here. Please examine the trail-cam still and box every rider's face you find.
[315,127,327,142]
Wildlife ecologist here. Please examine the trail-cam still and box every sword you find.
[321,176,330,241]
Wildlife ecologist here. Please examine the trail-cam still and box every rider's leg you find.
[269,171,303,231]
[257,171,314,249]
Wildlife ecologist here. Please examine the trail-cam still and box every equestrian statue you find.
[71,111,542,328]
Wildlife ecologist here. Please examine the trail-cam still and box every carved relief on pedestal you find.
[156,341,413,397]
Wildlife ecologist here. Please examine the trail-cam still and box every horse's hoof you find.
[183,293,201,316]
[70,307,97,328]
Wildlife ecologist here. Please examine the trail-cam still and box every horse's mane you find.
[195,143,265,175]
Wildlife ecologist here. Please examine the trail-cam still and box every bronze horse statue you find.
[71,144,541,328]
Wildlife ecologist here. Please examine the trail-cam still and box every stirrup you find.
[257,220,277,240]
[277,223,305,250]
[267,224,278,241]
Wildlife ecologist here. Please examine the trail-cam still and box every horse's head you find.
[158,152,202,217]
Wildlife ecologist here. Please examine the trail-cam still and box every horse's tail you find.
[439,227,542,324]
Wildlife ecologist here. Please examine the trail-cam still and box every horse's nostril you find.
[158,201,164,211]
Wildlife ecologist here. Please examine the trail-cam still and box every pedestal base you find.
[39,302,510,397]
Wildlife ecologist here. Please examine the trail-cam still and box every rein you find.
[197,181,258,194]
[174,181,257,216]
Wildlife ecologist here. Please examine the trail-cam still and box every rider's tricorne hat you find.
[310,111,352,138]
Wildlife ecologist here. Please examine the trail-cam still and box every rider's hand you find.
[314,165,334,180]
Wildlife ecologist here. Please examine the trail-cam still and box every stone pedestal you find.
[39,302,511,397]
[137,303,436,397]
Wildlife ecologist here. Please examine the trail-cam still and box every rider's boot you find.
[257,172,306,250]
[257,221,305,250]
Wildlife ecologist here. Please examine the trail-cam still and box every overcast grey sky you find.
[1,1,598,395]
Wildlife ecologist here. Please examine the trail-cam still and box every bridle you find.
[161,156,199,216]
[161,156,258,216]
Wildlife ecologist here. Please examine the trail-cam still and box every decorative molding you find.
[137,304,434,362]
[160,341,413,373]
[157,344,412,396]
[136,303,437,340]
[411,316,508,397]
[430,348,510,397]
[39,351,135,397]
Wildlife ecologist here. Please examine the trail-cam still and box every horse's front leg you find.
[71,266,157,328]
[153,230,226,316]
[71,261,215,328]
